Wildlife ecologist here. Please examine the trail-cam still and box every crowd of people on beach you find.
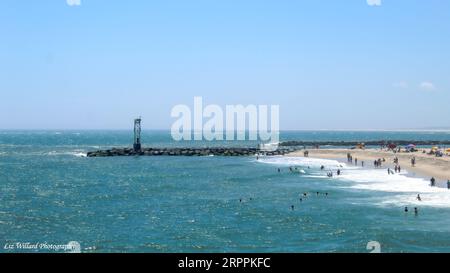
[258,147,450,214]
[274,165,440,214]
[319,151,448,214]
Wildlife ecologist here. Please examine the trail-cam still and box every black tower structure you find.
[133,117,142,151]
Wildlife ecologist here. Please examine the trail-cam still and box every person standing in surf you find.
[430,177,436,187]
[411,157,416,167]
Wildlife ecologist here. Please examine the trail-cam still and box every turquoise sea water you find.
[1,130,450,253]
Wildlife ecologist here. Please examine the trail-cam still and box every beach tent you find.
[388,144,397,149]
[356,143,365,149]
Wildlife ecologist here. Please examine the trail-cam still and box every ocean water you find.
[1,130,450,253]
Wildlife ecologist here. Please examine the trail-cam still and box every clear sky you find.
[1,0,449,130]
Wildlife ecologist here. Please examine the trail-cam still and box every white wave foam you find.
[379,192,450,208]
[73,152,87,157]
[338,169,450,207]
[338,169,440,193]
[258,156,450,208]
[46,151,86,157]
[258,156,344,169]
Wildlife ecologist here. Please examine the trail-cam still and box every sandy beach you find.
[288,148,450,185]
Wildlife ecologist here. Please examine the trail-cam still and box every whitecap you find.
[46,151,86,157]
[258,156,343,169]
[72,152,87,157]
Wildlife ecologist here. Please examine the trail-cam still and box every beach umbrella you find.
[446,148,450,153]
[431,146,439,151]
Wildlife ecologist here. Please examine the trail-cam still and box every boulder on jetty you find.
[86,147,297,157]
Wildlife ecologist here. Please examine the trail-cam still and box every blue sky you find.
[0,0,449,130]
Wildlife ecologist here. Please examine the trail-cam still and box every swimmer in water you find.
[291,205,295,211]
[316,192,320,196]
[337,169,341,176]
[404,207,409,213]
[303,192,307,197]
[414,207,419,216]
[417,194,422,201]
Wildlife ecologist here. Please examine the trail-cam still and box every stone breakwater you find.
[86,147,298,157]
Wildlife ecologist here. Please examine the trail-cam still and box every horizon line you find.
[1,128,450,132]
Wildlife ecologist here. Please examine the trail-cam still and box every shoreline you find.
[287,148,450,186]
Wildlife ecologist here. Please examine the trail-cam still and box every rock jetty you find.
[86,147,297,157]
